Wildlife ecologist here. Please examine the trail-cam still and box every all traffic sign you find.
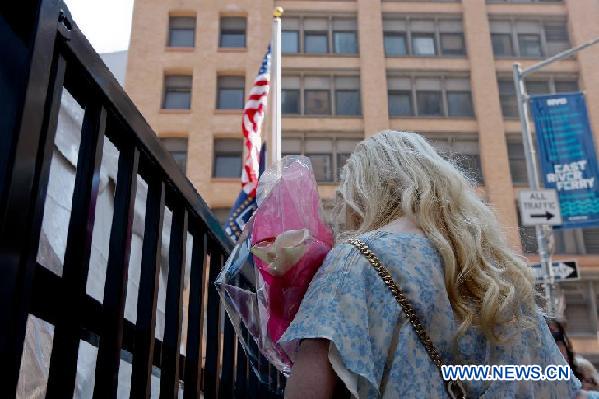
[529,260,579,283]
[518,189,562,226]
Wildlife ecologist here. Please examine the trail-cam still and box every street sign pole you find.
[513,64,557,317]
[513,34,599,318]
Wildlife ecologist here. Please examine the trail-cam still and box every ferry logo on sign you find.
[518,189,563,226]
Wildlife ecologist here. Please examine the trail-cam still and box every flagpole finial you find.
[273,7,284,18]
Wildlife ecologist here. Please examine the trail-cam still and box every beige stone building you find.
[125,0,599,361]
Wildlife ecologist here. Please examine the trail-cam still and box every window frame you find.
[387,74,474,119]
[219,16,247,49]
[167,16,196,48]
[212,138,243,178]
[162,74,193,110]
[216,75,245,110]
[490,18,570,59]
[283,74,362,117]
[281,133,363,183]
[283,15,359,56]
[382,16,466,58]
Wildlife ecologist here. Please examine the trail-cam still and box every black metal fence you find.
[0,0,284,397]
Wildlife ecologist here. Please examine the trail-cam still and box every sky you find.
[63,0,134,53]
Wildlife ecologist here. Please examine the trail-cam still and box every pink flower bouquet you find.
[215,156,333,378]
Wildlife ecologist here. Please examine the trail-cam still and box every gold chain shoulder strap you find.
[348,238,467,399]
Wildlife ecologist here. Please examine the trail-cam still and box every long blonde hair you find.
[333,130,536,342]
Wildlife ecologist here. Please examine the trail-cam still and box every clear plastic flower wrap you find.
[215,156,334,379]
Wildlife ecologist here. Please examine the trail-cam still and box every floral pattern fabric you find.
[280,230,582,398]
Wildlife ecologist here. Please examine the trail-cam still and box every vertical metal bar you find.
[130,176,165,399]
[234,327,248,398]
[93,144,139,399]
[218,316,236,399]
[513,63,556,317]
[0,1,62,394]
[204,248,222,399]
[159,205,188,399]
[45,102,106,398]
[183,232,207,399]
[588,281,598,334]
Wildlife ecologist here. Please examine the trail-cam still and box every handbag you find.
[348,238,467,399]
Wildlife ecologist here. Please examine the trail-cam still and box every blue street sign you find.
[530,92,599,228]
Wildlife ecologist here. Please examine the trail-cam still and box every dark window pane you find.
[384,33,407,56]
[333,31,358,54]
[218,89,244,109]
[169,17,195,47]
[388,91,413,116]
[412,34,436,56]
[220,17,246,48]
[447,91,473,117]
[498,80,517,117]
[416,91,442,116]
[304,32,328,53]
[335,90,361,115]
[282,31,299,53]
[304,90,331,115]
[213,139,242,178]
[282,89,300,114]
[507,141,528,184]
[555,80,579,93]
[220,32,246,48]
[214,155,242,177]
[161,138,188,172]
[518,34,542,57]
[441,33,465,56]
[163,75,192,109]
[307,154,333,182]
[491,33,513,57]
[583,228,599,254]
[218,77,244,109]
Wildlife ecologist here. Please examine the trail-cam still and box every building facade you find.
[125,0,599,361]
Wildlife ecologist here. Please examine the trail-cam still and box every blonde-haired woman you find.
[280,130,584,398]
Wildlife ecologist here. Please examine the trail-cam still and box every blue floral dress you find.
[279,230,582,398]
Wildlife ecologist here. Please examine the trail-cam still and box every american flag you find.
[225,46,271,242]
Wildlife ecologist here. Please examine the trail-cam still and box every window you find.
[333,18,358,54]
[162,75,192,109]
[388,76,473,118]
[283,75,361,116]
[426,136,484,184]
[383,17,465,57]
[283,16,358,55]
[490,19,570,58]
[212,207,232,226]
[213,138,242,178]
[217,76,244,110]
[335,77,361,116]
[521,228,599,255]
[219,17,246,48]
[498,76,578,117]
[168,16,195,47]
[282,135,361,182]
[412,34,436,55]
[498,80,517,118]
[303,18,329,53]
[441,33,465,56]
[507,139,528,184]
[491,33,514,57]
[160,137,188,172]
[384,33,408,56]
[518,34,542,57]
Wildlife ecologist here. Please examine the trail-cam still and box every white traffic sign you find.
[529,260,579,283]
[518,189,562,226]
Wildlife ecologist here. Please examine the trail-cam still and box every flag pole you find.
[271,7,283,167]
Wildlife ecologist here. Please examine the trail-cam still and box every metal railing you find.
[0,0,284,397]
